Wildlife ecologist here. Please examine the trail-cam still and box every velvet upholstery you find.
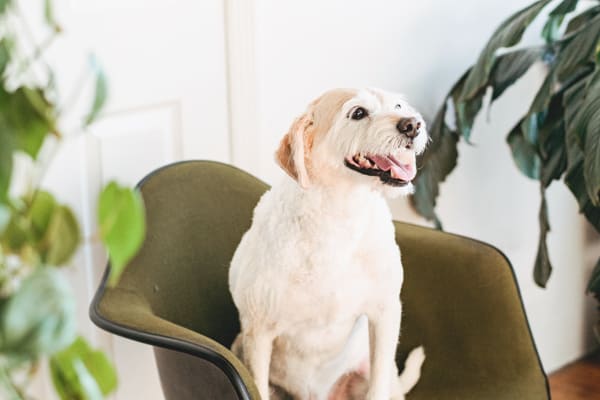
[90,160,549,400]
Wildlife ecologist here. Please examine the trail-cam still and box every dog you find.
[229,88,427,400]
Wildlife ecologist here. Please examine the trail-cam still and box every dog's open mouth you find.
[344,152,416,186]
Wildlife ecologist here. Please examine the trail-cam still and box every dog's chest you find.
[281,217,401,324]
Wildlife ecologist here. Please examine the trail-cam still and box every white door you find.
[28,1,231,399]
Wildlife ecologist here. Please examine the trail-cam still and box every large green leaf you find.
[0,268,76,360]
[538,94,568,187]
[98,182,145,285]
[411,103,459,228]
[572,71,600,205]
[541,0,579,43]
[50,336,118,400]
[564,113,600,232]
[450,69,486,142]
[583,124,600,206]
[84,57,108,126]
[489,47,545,101]
[529,67,556,114]
[565,5,600,34]
[563,69,594,146]
[530,62,594,115]
[534,188,553,287]
[554,13,600,81]
[533,7,600,121]
[506,114,543,179]
[588,258,600,297]
[459,0,552,101]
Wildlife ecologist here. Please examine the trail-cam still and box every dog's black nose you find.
[397,117,420,138]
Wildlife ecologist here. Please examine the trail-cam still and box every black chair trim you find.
[90,265,253,400]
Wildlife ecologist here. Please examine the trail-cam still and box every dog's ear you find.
[275,112,313,188]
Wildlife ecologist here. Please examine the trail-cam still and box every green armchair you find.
[90,160,549,399]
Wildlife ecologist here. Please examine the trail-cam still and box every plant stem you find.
[10,2,55,86]
[13,33,57,79]
[0,367,26,400]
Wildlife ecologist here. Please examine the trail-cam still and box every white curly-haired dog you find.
[229,88,427,400]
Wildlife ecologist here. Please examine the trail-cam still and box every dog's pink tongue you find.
[371,153,416,181]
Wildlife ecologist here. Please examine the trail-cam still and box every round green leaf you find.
[42,205,81,266]
[0,86,56,159]
[50,336,118,400]
[0,268,76,359]
[98,182,145,285]
[29,191,57,240]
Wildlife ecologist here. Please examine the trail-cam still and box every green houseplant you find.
[412,0,599,313]
[0,0,146,398]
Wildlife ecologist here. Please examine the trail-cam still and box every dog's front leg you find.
[242,329,275,400]
[366,300,401,400]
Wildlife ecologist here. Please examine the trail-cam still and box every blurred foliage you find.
[412,0,600,297]
[0,0,146,398]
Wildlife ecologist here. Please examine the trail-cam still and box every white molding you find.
[224,0,261,177]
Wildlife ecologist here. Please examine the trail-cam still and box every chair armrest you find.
[90,282,259,400]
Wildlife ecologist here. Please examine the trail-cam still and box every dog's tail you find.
[395,346,425,395]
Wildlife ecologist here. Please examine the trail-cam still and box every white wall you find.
[235,0,598,372]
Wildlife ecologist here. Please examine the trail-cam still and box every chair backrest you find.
[116,160,268,348]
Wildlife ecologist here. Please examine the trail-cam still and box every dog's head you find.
[276,88,428,196]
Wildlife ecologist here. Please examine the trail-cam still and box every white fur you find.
[229,88,427,400]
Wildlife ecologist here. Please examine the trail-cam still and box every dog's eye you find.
[350,107,368,120]
[395,104,402,110]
